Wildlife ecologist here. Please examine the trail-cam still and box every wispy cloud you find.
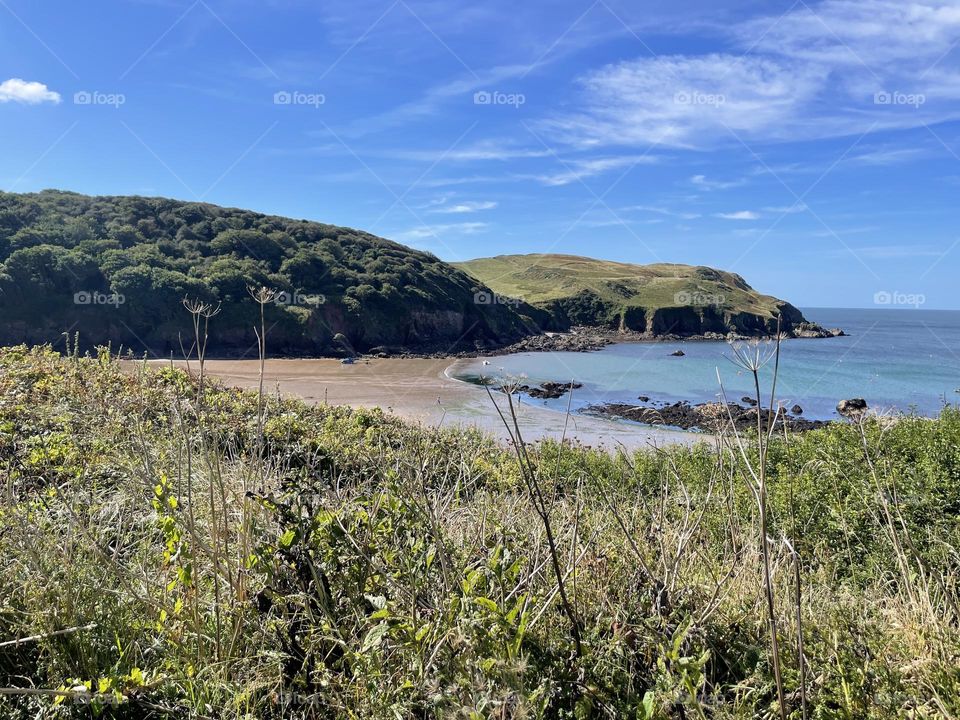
[338,63,532,138]
[763,202,808,214]
[822,243,944,258]
[848,147,931,166]
[812,225,878,238]
[390,142,552,163]
[393,221,489,241]
[627,204,701,220]
[430,200,498,213]
[544,1,960,149]
[715,210,760,220]
[546,53,824,148]
[0,78,60,105]
[691,174,746,191]
[524,154,660,186]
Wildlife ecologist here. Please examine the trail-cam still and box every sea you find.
[450,308,960,422]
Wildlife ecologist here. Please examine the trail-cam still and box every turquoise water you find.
[451,309,960,421]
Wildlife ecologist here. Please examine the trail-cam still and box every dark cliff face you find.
[650,306,728,335]
[619,306,648,332]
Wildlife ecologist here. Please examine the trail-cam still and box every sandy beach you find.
[157,357,702,451]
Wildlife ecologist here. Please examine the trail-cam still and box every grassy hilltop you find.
[0,344,958,718]
[455,254,814,336]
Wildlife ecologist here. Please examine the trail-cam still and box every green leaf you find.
[278,528,296,549]
[362,623,389,653]
[475,597,499,613]
[642,691,656,719]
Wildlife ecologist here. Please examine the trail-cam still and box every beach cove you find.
[159,356,701,451]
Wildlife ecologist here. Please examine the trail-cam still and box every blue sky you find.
[1,0,958,309]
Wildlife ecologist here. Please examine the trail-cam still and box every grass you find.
[1,343,959,718]
[453,253,788,317]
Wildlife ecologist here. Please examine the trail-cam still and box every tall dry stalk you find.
[247,287,278,449]
[718,323,789,720]
[182,298,221,405]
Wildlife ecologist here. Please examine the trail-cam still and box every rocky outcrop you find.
[793,323,846,339]
[584,400,829,433]
[517,381,583,399]
[837,398,868,417]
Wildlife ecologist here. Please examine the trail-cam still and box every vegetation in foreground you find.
[1,344,959,718]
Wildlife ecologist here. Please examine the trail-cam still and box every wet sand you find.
[159,357,703,451]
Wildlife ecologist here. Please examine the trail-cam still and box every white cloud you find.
[691,174,746,191]
[848,147,931,165]
[715,210,760,220]
[431,200,498,214]
[391,142,552,163]
[763,202,808,214]
[812,225,878,237]
[0,78,61,105]
[737,0,960,69]
[393,222,489,241]
[546,1,960,149]
[546,54,823,148]
[524,154,660,186]
[627,204,700,220]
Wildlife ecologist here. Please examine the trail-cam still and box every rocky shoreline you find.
[582,399,831,433]
[370,322,846,360]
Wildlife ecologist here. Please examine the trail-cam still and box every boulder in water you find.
[837,398,868,417]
